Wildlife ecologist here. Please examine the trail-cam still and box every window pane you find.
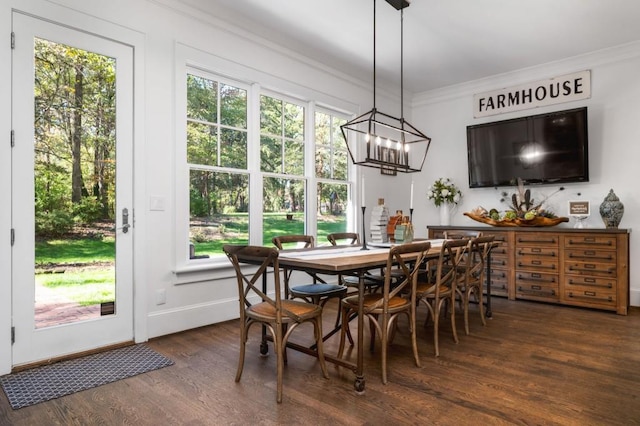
[260,135,281,173]
[284,102,304,139]
[263,177,306,245]
[187,74,217,123]
[315,112,330,146]
[333,149,348,180]
[333,116,347,147]
[189,169,249,258]
[187,121,217,165]
[220,128,247,169]
[315,145,331,179]
[284,140,304,175]
[260,95,282,135]
[220,83,247,129]
[317,182,348,242]
[315,111,348,181]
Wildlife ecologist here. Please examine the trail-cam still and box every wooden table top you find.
[277,240,444,274]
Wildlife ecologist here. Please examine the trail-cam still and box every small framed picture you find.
[568,200,590,217]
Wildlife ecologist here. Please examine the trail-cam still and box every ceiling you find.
[175,0,640,94]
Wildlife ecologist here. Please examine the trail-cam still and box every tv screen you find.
[467,107,589,188]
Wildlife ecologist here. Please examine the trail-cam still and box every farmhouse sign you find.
[473,70,591,118]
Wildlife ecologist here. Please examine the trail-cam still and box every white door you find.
[11,12,134,366]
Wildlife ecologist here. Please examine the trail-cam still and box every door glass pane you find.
[33,39,117,328]
[262,177,306,245]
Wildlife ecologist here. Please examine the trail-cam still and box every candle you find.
[410,180,414,209]
[361,176,365,206]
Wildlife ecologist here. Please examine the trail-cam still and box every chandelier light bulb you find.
[375,135,382,145]
[365,133,371,143]
[386,138,391,147]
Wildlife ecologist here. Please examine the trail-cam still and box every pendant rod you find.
[373,0,377,110]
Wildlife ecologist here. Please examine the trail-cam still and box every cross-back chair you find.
[417,238,469,356]
[337,241,432,384]
[223,244,329,403]
[326,232,383,294]
[457,235,495,335]
[272,235,348,330]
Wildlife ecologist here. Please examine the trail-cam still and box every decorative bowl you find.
[463,212,569,227]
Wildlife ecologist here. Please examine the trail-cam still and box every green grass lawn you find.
[192,213,347,256]
[36,237,115,265]
[36,268,115,306]
[34,214,346,305]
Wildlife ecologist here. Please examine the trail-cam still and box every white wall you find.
[0,0,400,373]
[410,42,640,305]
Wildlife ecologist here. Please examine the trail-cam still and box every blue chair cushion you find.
[290,283,346,296]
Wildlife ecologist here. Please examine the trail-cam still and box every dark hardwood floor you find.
[2,297,640,425]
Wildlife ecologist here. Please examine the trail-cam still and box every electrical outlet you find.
[156,289,166,305]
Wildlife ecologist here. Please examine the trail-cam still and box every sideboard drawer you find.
[565,261,616,278]
[564,235,617,250]
[563,280,616,308]
[565,248,616,264]
[516,233,559,247]
[516,257,558,271]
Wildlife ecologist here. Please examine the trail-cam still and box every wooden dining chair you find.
[272,235,348,328]
[416,238,468,357]
[326,232,383,294]
[457,236,495,335]
[223,244,329,403]
[337,241,431,384]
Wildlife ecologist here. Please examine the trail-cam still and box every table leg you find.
[485,247,493,319]
[354,271,366,394]
[260,273,269,355]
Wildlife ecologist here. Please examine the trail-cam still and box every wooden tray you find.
[464,212,569,227]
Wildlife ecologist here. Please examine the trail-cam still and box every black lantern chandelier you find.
[341,0,431,175]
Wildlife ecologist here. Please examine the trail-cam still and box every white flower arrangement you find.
[427,177,462,207]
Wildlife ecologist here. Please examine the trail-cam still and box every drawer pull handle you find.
[567,239,613,247]
[567,253,613,261]
[519,251,556,257]
[567,279,613,289]
[518,238,556,244]
[518,275,556,284]
[569,266,614,275]
[518,287,556,297]
[568,292,613,303]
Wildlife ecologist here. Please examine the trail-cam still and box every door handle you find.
[119,208,131,233]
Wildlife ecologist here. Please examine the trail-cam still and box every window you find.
[315,111,350,241]
[186,73,249,259]
[178,62,354,268]
[260,94,308,244]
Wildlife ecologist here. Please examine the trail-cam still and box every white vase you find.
[440,203,451,226]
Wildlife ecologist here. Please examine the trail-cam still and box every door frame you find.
[0,1,147,374]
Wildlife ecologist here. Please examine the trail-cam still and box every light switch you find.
[150,196,165,211]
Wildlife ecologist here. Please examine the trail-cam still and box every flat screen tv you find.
[466,107,589,188]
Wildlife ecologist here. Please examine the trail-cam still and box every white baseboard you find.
[630,289,640,307]
[146,298,238,339]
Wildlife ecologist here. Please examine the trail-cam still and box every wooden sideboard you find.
[428,226,630,315]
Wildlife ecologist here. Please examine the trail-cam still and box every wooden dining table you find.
[274,240,459,393]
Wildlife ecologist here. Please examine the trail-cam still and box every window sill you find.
[172,260,239,285]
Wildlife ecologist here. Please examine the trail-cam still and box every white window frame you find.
[174,44,357,274]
